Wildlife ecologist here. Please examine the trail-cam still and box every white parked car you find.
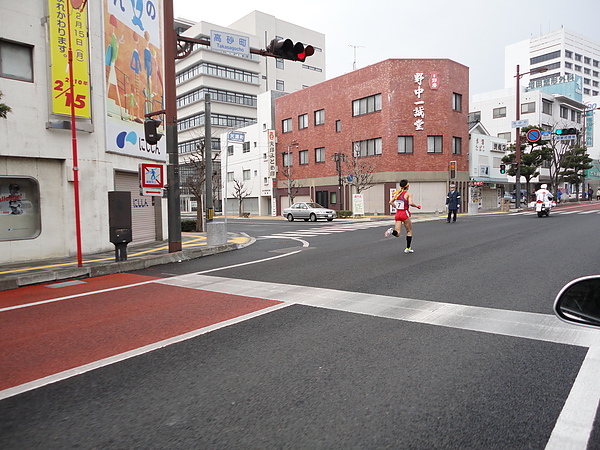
[283,202,336,222]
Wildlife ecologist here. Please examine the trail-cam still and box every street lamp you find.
[332,152,346,210]
[514,64,548,209]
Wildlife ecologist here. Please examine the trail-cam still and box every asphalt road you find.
[2,204,600,449]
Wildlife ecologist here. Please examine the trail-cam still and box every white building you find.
[468,122,509,210]
[174,11,326,214]
[1,1,168,264]
[221,91,285,217]
[504,28,600,158]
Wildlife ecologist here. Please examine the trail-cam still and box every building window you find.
[336,120,341,132]
[575,65,582,72]
[0,39,33,82]
[560,106,569,119]
[427,136,443,153]
[314,109,324,126]
[498,132,511,141]
[575,54,582,61]
[353,138,382,157]
[315,147,325,163]
[282,118,292,133]
[565,62,573,69]
[452,93,462,111]
[397,136,414,154]
[276,58,284,69]
[283,152,292,167]
[493,107,506,118]
[452,137,462,155]
[352,93,381,116]
[521,102,536,114]
[243,169,251,180]
[242,141,250,153]
[468,111,481,123]
[227,172,234,182]
[276,79,284,91]
[298,113,308,129]
[227,145,234,156]
[176,62,259,85]
[571,110,577,122]
[542,99,553,115]
[530,50,561,65]
[299,150,308,165]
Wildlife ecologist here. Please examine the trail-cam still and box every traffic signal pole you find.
[164,0,182,252]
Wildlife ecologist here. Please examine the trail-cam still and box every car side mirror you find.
[554,276,600,329]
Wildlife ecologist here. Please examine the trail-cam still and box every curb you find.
[0,237,254,292]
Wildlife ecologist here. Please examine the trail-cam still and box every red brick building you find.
[274,58,469,215]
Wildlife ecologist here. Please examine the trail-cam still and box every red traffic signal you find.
[267,38,314,62]
[144,118,163,146]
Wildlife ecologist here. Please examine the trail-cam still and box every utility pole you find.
[333,152,346,210]
[286,140,298,206]
[205,93,213,224]
[164,0,181,252]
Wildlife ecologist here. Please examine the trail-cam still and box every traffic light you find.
[500,164,506,174]
[555,128,577,136]
[267,38,314,62]
[144,118,163,146]
[449,161,456,179]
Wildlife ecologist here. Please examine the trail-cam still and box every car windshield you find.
[306,203,324,209]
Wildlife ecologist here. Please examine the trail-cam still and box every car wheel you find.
[303,218,309,221]
[537,211,544,217]
[310,213,317,222]
[287,214,294,222]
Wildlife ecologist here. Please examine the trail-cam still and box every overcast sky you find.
[173,0,599,96]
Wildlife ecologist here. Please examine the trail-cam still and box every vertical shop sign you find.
[48,0,91,118]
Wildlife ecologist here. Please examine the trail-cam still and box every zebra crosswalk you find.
[260,220,394,239]
[510,209,600,216]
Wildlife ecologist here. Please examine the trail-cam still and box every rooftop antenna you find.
[349,44,364,71]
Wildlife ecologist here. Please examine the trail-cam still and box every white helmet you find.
[541,184,547,189]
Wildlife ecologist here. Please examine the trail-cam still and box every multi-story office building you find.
[504,28,600,99]
[503,28,599,158]
[174,11,325,213]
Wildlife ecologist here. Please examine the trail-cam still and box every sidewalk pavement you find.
[0,232,254,292]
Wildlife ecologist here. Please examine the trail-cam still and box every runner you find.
[384,179,421,253]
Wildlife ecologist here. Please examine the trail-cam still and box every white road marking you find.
[545,346,600,450]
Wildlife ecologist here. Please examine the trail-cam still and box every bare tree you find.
[181,139,220,232]
[281,164,303,206]
[231,178,252,216]
[345,149,377,194]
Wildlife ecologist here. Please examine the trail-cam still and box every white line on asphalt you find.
[157,275,600,349]
[545,346,600,450]
[156,275,600,450]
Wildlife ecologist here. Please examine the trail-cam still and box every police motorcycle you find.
[554,276,600,330]
[531,184,555,217]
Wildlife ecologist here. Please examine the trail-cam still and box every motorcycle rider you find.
[535,184,553,203]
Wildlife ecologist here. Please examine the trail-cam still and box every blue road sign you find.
[526,129,541,142]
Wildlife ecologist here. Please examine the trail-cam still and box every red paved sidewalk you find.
[0,273,281,392]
